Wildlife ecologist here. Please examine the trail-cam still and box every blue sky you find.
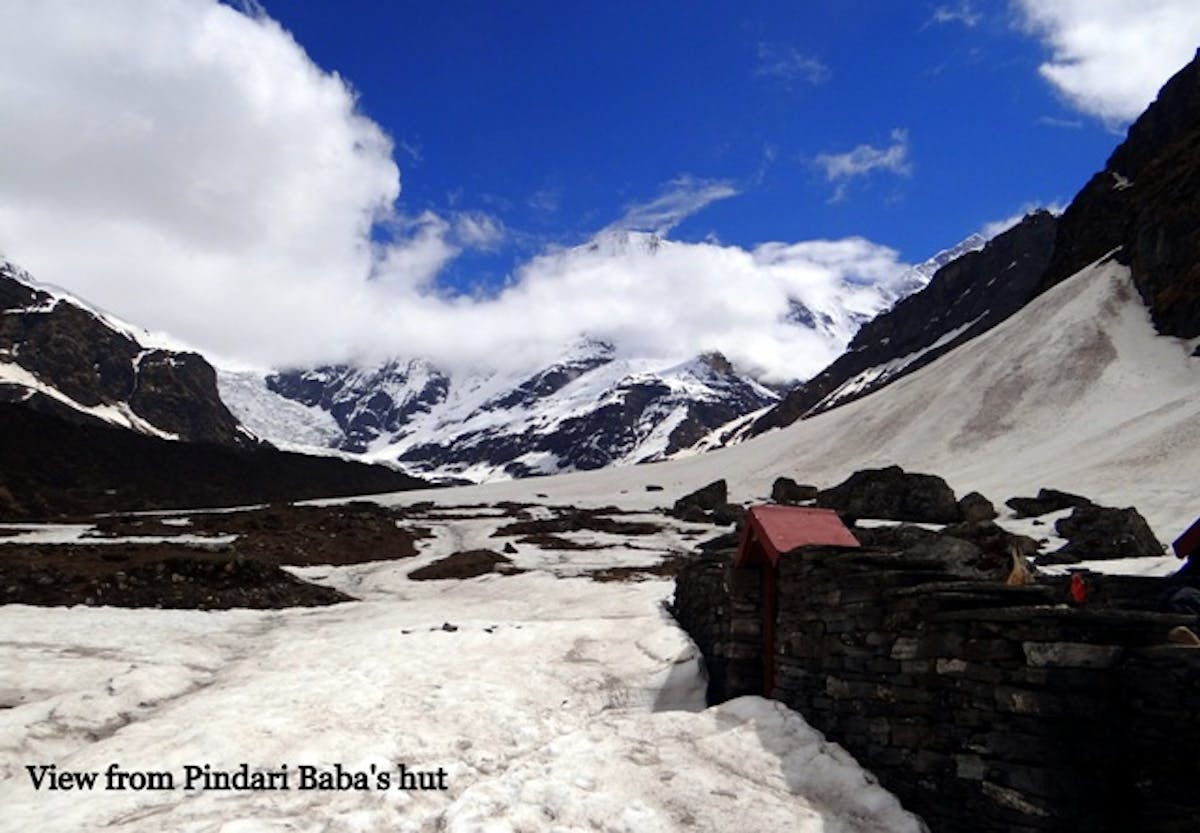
[254,0,1117,290]
[1,1,1197,375]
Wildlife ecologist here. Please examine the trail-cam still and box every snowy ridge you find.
[225,345,781,482]
[0,261,194,355]
[888,232,987,301]
[222,229,986,483]
[1,259,252,446]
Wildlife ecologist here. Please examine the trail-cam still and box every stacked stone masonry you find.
[673,545,1200,832]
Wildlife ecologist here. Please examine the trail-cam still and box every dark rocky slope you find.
[0,402,425,520]
[1037,48,1200,338]
[0,263,429,518]
[0,263,244,444]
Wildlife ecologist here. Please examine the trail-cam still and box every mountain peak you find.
[696,351,735,376]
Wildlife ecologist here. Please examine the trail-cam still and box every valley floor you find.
[0,502,921,833]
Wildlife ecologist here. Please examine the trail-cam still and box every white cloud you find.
[528,189,560,214]
[0,0,912,383]
[370,232,911,382]
[754,44,830,86]
[0,0,403,365]
[814,129,912,201]
[929,2,981,27]
[1037,115,1085,129]
[1015,0,1200,124]
[610,176,738,235]
[453,212,505,251]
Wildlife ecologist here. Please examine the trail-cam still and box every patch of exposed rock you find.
[816,465,962,524]
[407,550,521,580]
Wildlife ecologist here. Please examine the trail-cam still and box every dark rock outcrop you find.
[771,477,818,504]
[671,480,728,520]
[1037,50,1200,337]
[129,349,244,444]
[1005,488,1094,518]
[1047,505,1164,563]
[710,502,746,527]
[0,549,353,610]
[407,549,518,581]
[943,519,1040,561]
[816,465,962,524]
[0,402,426,520]
[957,491,998,523]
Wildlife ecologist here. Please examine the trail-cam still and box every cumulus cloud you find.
[0,0,404,363]
[754,43,830,86]
[369,232,911,382]
[1015,0,1200,124]
[814,129,912,202]
[0,0,912,382]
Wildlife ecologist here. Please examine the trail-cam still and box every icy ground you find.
[0,506,922,833]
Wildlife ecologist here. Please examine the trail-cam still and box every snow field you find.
[0,509,923,832]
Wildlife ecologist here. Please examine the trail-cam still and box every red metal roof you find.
[734,505,859,567]
[1173,517,1200,559]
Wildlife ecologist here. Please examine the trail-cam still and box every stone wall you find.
[673,552,762,703]
[672,546,1200,832]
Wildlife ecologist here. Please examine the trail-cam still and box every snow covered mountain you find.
[220,229,992,483]
[223,343,781,482]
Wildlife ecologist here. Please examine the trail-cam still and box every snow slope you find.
[361,258,1200,545]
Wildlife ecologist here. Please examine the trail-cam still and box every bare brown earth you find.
[407,549,524,581]
[0,502,429,609]
[0,500,686,609]
[492,508,663,538]
[0,546,352,609]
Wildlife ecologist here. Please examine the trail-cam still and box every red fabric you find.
[1070,574,1087,603]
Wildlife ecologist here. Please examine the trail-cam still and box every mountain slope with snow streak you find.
[0,260,249,446]
[747,211,1058,436]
